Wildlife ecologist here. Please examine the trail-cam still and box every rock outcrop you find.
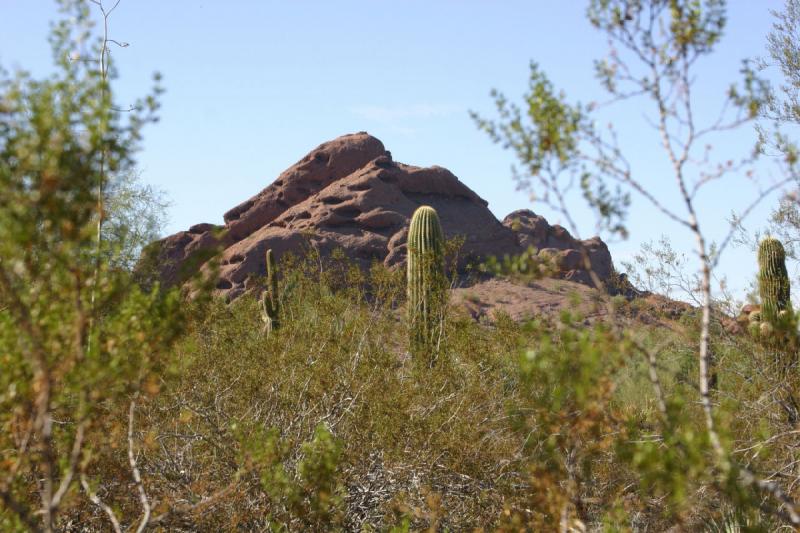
[502,210,613,286]
[145,132,617,300]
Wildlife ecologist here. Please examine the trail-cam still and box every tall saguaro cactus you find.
[261,248,280,335]
[407,205,446,359]
[758,237,791,324]
[749,237,798,366]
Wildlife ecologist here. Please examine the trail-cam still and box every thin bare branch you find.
[128,399,152,533]
[50,420,86,510]
[81,475,123,533]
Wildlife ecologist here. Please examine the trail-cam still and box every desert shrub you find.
[100,251,530,530]
[62,247,788,530]
[7,235,797,530]
[0,1,183,530]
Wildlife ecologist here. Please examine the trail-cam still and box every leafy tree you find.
[755,0,800,288]
[0,1,184,530]
[621,234,701,303]
[474,0,800,526]
[765,0,800,125]
[103,170,170,272]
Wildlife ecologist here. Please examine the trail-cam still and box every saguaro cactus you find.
[261,248,280,335]
[758,237,791,324]
[407,205,446,359]
[748,237,798,361]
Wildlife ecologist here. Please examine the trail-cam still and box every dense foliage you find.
[0,1,181,530]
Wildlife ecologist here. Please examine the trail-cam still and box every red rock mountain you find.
[147,132,615,300]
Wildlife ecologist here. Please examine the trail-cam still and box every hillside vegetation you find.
[30,250,800,530]
[5,0,800,531]
[7,208,799,529]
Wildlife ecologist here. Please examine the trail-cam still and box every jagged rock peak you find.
[223,132,388,242]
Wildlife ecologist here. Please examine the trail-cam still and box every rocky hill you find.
[146,132,617,303]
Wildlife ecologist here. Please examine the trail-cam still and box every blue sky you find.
[0,1,790,300]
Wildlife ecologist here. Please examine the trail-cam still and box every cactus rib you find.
[407,205,446,359]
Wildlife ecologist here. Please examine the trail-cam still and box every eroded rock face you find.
[502,210,613,286]
[223,132,387,242]
[145,132,617,300]
[145,222,226,288]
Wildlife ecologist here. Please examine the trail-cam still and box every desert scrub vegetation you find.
[7,0,800,530]
[114,252,531,530]
[45,248,800,530]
